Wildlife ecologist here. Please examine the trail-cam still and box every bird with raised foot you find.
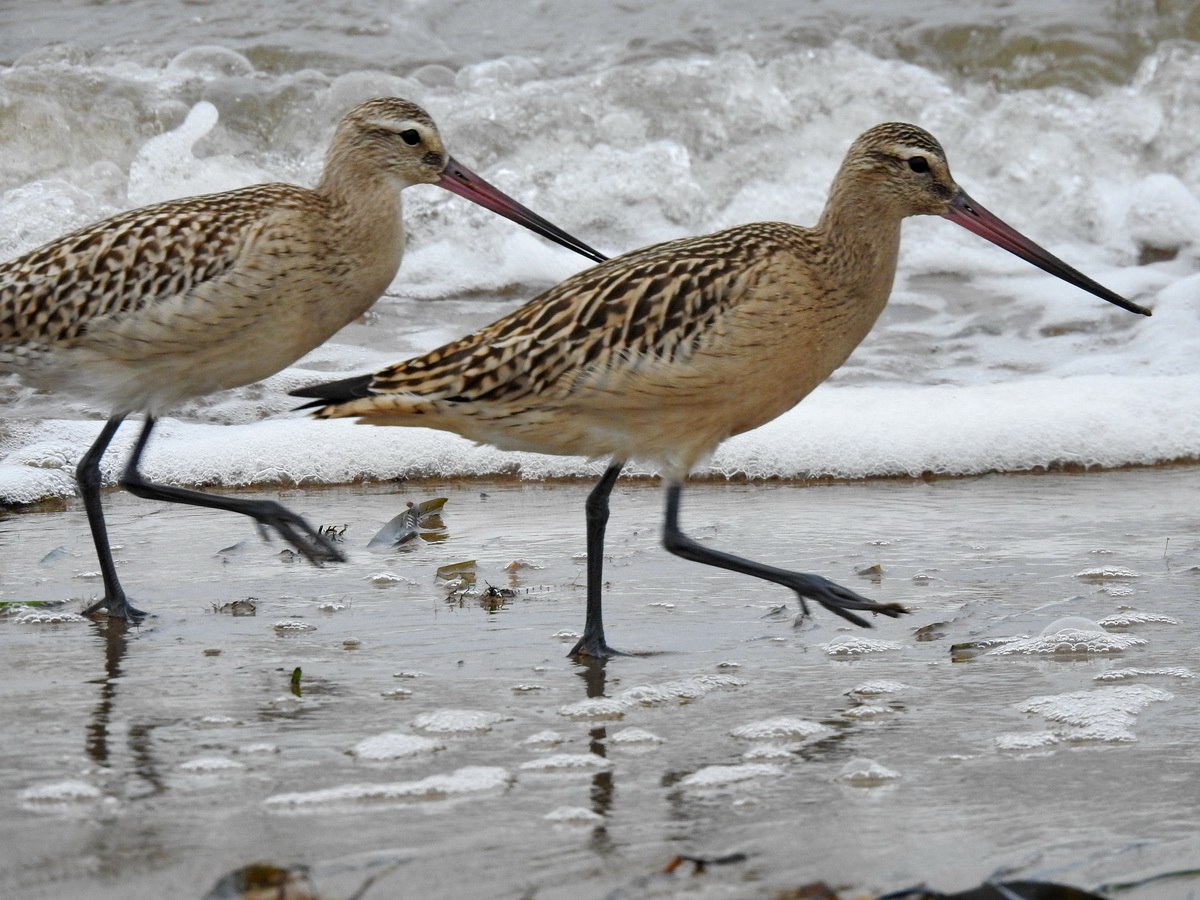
[0,97,606,622]
[293,122,1150,657]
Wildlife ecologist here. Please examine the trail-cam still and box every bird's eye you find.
[398,129,421,146]
[907,156,930,174]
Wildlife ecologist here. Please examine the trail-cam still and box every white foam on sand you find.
[19,780,103,807]
[411,709,509,734]
[544,806,605,825]
[558,673,745,720]
[678,763,785,788]
[518,753,613,773]
[351,732,444,760]
[178,756,245,773]
[1010,685,1173,744]
[822,636,903,656]
[989,617,1149,657]
[263,765,511,809]
[836,758,901,786]
[6,371,1200,505]
[729,717,829,742]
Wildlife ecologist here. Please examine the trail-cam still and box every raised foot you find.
[787,573,909,628]
[246,499,346,565]
[82,595,149,622]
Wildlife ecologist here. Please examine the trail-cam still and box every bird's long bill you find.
[943,190,1151,316]
[437,156,607,264]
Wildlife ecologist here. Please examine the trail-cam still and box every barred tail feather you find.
[290,372,375,411]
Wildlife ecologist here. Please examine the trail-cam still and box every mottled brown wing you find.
[0,184,305,349]
[368,223,797,404]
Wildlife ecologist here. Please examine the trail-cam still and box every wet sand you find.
[1,467,1198,899]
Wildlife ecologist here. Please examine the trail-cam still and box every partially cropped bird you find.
[0,96,606,622]
[293,122,1151,657]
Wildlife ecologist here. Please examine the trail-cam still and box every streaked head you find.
[842,121,1150,316]
[331,97,449,188]
[839,122,957,217]
[326,97,607,264]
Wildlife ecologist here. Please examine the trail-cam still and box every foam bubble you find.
[367,572,411,586]
[742,744,800,760]
[544,806,605,825]
[19,780,103,807]
[12,610,88,625]
[609,728,665,745]
[1097,612,1180,628]
[1017,685,1173,743]
[558,673,745,720]
[822,636,902,656]
[411,709,509,734]
[237,743,280,755]
[836,758,900,785]
[678,764,785,788]
[1074,567,1142,582]
[730,717,829,741]
[847,680,907,696]
[178,755,244,772]
[995,732,1062,752]
[988,623,1147,657]
[264,766,511,808]
[522,730,565,746]
[1093,667,1195,682]
[272,621,317,633]
[518,753,613,773]
[351,732,444,760]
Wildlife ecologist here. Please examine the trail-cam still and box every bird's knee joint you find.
[661,530,687,556]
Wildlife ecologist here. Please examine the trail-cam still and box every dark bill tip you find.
[437,156,607,265]
[943,190,1151,317]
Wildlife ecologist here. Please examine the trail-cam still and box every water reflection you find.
[86,618,164,796]
[574,656,616,853]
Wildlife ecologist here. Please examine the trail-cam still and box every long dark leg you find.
[661,480,908,628]
[79,416,147,621]
[119,416,345,565]
[568,462,624,658]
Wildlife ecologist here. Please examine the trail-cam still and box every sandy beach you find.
[1,466,1197,898]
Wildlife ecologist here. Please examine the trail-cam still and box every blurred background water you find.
[4,0,1200,502]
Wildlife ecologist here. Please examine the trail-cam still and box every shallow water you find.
[1,467,1198,898]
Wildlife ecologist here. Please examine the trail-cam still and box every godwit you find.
[0,97,605,622]
[293,122,1151,657]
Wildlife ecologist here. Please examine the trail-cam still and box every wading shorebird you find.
[0,97,606,622]
[293,122,1151,657]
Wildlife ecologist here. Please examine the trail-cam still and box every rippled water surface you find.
[2,468,1198,898]
[6,0,1200,90]
[4,0,1200,502]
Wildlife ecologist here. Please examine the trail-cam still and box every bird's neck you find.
[814,182,905,312]
[317,148,402,216]
[315,157,407,299]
